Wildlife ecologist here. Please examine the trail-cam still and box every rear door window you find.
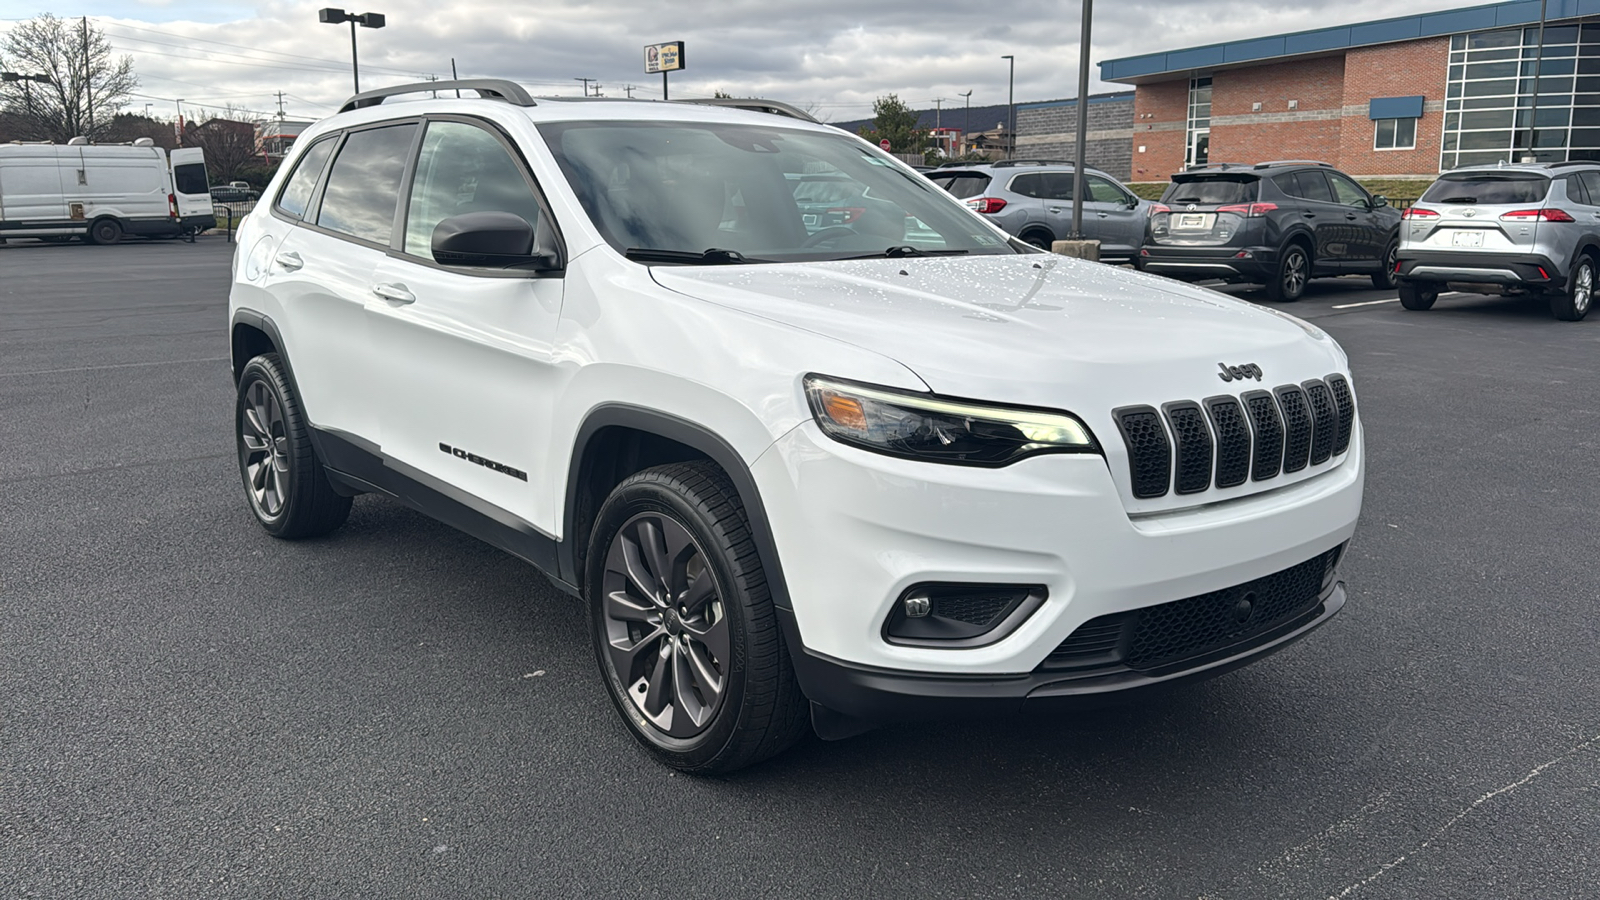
[1566,173,1591,205]
[1292,171,1335,203]
[928,172,990,199]
[1420,173,1551,204]
[275,136,337,219]
[173,163,208,196]
[315,123,418,245]
[1162,176,1258,205]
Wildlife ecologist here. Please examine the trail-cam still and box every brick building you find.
[1101,0,1600,184]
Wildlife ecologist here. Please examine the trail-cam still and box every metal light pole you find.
[1522,0,1549,162]
[1,72,52,129]
[174,97,184,146]
[319,8,387,94]
[1002,55,1015,159]
[961,90,973,154]
[1070,0,1093,239]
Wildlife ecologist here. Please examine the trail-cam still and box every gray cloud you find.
[8,0,1476,123]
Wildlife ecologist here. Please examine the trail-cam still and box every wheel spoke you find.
[609,625,666,672]
[671,642,712,728]
[679,567,716,612]
[682,640,724,698]
[637,519,672,593]
[616,530,663,604]
[683,613,730,668]
[272,435,291,472]
[243,406,269,441]
[606,589,657,624]
[642,643,673,716]
[249,458,269,492]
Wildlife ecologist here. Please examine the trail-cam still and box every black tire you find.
[1398,282,1438,310]
[586,461,808,774]
[1265,243,1310,302]
[1021,230,1054,250]
[88,218,122,246]
[1550,255,1595,321]
[235,353,352,539]
[1371,240,1399,290]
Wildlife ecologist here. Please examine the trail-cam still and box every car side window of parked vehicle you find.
[173,163,208,196]
[402,120,546,259]
[930,172,990,199]
[1087,174,1132,205]
[1578,170,1600,205]
[1327,173,1370,207]
[274,136,338,220]
[315,123,419,245]
[1565,174,1590,205]
[1292,170,1335,203]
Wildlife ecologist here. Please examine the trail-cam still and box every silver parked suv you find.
[926,160,1150,260]
[1396,162,1599,321]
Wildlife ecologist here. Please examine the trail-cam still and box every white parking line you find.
[1331,298,1400,309]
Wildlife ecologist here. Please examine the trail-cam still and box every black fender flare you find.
[560,404,793,614]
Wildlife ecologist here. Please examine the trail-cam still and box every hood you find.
[649,254,1345,413]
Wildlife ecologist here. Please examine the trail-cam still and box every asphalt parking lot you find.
[3,236,1598,899]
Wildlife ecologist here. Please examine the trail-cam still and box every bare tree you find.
[0,14,137,142]
[184,106,265,183]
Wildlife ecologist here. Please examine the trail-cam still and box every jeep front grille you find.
[1113,375,1354,500]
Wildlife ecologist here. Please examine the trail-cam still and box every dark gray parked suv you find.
[1137,161,1403,302]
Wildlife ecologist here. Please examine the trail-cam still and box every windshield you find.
[1421,172,1550,205]
[538,121,1017,262]
[1162,175,1258,205]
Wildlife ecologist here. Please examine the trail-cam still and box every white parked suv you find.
[228,80,1364,773]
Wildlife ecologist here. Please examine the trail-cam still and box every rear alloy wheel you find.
[88,218,122,245]
[1021,230,1054,250]
[1372,241,1399,290]
[1398,282,1438,310]
[235,353,352,538]
[1551,255,1594,321]
[587,462,808,774]
[1266,244,1309,302]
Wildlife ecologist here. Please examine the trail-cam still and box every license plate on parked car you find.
[1175,214,1213,230]
[1451,230,1484,248]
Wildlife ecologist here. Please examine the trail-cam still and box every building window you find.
[1375,117,1418,150]
[1440,22,1600,170]
[1186,76,1212,169]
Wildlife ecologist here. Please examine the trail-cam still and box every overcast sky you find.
[1,0,1480,123]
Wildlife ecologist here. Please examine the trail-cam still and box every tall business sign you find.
[644,41,685,100]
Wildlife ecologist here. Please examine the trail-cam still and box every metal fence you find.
[212,199,260,242]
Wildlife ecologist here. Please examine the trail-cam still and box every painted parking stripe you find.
[1330,291,1465,310]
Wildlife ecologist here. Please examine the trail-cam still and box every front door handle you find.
[1096,212,1110,218]
[273,251,303,271]
[371,283,415,304]
[1302,212,1317,218]
[1047,207,1064,213]
[1345,213,1358,220]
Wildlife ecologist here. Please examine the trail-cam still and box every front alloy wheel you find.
[1267,245,1309,302]
[240,379,291,519]
[601,512,730,738]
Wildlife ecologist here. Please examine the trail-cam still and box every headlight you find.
[803,375,1099,467]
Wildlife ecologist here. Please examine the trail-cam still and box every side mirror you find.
[1126,196,1141,210]
[1371,195,1389,208]
[431,210,561,271]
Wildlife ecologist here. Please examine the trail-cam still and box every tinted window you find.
[1420,172,1551,204]
[173,163,208,196]
[1327,173,1369,207]
[1566,173,1591,204]
[275,136,336,219]
[403,121,543,258]
[1008,173,1052,199]
[928,172,990,199]
[1581,171,1600,203]
[1293,171,1335,203]
[316,124,417,244]
[1162,175,1258,205]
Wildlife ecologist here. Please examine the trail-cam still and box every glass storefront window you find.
[1443,23,1600,169]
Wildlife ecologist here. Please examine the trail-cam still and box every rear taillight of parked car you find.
[168,193,178,218]
[1499,208,1575,222]
[965,197,1007,214]
[1149,204,1170,216]
[1215,202,1279,217]
[1400,207,1439,220]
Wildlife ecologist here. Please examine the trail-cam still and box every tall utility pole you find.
[82,17,92,135]
[174,98,184,147]
[1002,55,1015,159]
[933,98,944,156]
[318,9,387,93]
[1070,0,1094,238]
[275,91,287,117]
[624,84,635,98]
[1523,0,1549,162]
[960,90,972,152]
[575,76,595,97]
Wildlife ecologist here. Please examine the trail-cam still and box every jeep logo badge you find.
[1217,362,1264,382]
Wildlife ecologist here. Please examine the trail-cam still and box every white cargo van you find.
[0,138,216,244]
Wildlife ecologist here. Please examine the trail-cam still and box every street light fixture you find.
[319,8,387,94]
[1001,55,1015,160]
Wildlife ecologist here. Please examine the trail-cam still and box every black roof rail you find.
[338,79,536,114]
[676,97,819,123]
[990,158,1075,168]
[1253,159,1333,169]
[1183,162,1250,172]
[1542,159,1599,168]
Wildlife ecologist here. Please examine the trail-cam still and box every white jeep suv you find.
[228,81,1364,773]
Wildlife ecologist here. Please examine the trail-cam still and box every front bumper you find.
[1137,244,1278,280]
[1397,249,1559,286]
[751,420,1363,696]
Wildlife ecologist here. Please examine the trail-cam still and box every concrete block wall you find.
[1016,96,1135,179]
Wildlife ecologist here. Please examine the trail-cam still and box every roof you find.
[1100,0,1600,83]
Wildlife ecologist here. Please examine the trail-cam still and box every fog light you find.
[883,583,1047,648]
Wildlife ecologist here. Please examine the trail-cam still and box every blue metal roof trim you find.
[1016,94,1134,111]
[1369,95,1425,119]
[1099,0,1600,83]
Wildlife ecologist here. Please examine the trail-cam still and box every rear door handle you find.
[371,283,415,304]
[1302,212,1317,218]
[273,251,303,271]
[1345,213,1358,220]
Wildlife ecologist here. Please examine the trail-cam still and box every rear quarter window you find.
[1421,173,1551,204]
[1161,176,1258,205]
[929,173,991,199]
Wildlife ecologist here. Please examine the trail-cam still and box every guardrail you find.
[212,199,259,243]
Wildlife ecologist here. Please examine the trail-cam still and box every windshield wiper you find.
[833,246,971,260]
[624,247,765,265]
